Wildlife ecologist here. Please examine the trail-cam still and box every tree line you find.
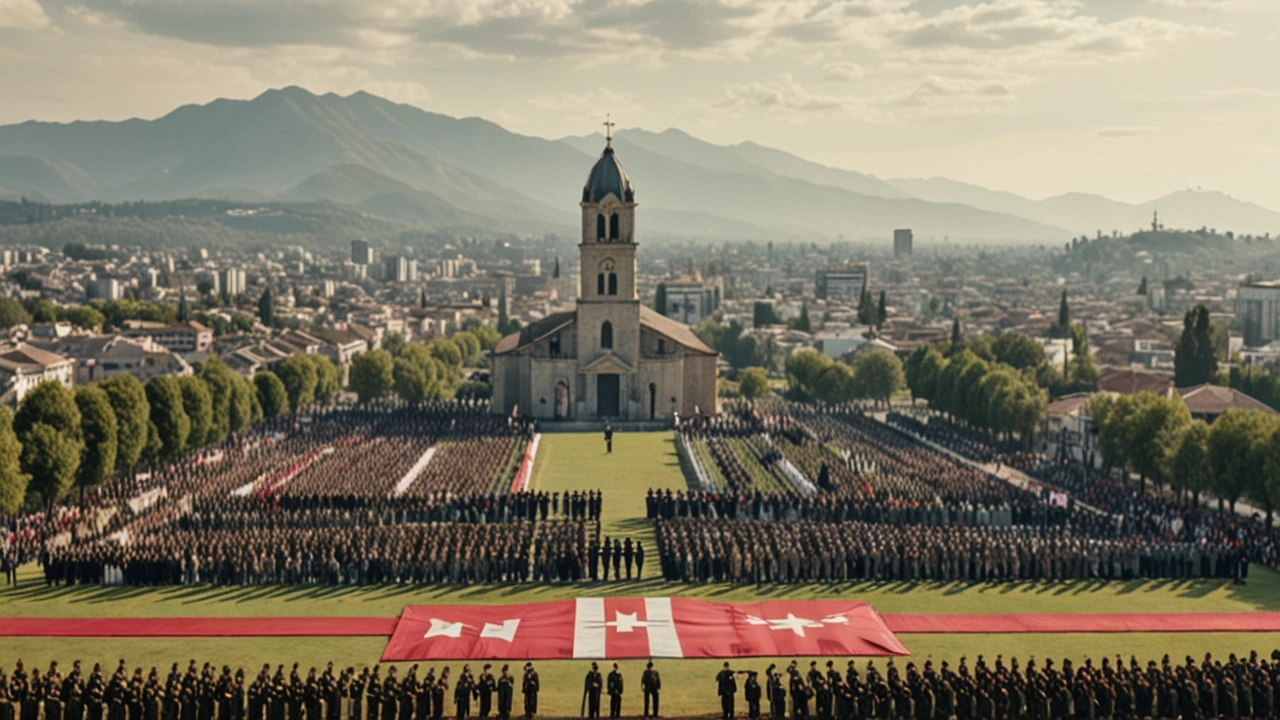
[347,324,499,405]
[903,342,1048,445]
[783,348,906,406]
[1092,391,1280,525]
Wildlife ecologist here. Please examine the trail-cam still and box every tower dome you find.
[582,144,634,204]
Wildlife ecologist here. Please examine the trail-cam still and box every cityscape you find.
[2,0,1280,717]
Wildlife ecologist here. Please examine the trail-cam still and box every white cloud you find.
[0,0,51,29]
[1097,126,1159,137]
[714,74,855,115]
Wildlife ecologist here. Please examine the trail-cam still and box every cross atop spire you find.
[603,113,615,146]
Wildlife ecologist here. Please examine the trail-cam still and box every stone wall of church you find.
[635,356,687,421]
[526,357,580,419]
[681,353,719,416]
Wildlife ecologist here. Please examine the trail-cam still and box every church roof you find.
[492,312,576,356]
[582,145,634,204]
[639,306,716,355]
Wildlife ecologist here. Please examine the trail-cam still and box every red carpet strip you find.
[3,613,1280,638]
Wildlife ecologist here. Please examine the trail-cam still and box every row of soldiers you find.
[0,660,542,720]
[715,651,1280,720]
[653,518,1251,584]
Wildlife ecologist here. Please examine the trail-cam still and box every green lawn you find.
[4,431,1280,717]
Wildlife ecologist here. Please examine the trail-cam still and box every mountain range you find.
[1,86,1277,243]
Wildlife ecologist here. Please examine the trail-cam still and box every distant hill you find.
[0,87,1074,243]
[891,178,1280,237]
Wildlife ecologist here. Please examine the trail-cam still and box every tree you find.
[74,385,118,492]
[254,371,290,419]
[785,349,833,401]
[20,423,82,507]
[1137,277,1148,296]
[146,376,190,461]
[903,345,929,401]
[1169,420,1211,504]
[275,354,319,411]
[1174,305,1217,388]
[0,408,29,515]
[737,367,770,399]
[1208,409,1273,513]
[877,290,888,326]
[0,297,32,329]
[1125,392,1191,491]
[99,374,149,472]
[348,349,394,404]
[553,255,561,279]
[1260,421,1280,527]
[15,381,84,505]
[310,355,341,404]
[814,362,856,403]
[258,286,274,327]
[62,305,106,331]
[654,283,667,315]
[198,357,235,446]
[856,289,875,326]
[1057,290,1070,329]
[950,318,963,351]
[228,375,256,434]
[393,357,431,404]
[420,288,428,310]
[792,303,812,333]
[991,333,1047,371]
[851,349,905,406]
[178,375,213,448]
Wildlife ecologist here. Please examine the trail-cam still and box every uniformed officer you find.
[717,663,738,720]
[606,665,623,719]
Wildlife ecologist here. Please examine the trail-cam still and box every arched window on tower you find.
[609,213,619,241]
[607,273,618,296]
[597,273,605,296]
[596,214,606,240]
[601,321,613,349]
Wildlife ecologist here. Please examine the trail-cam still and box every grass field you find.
[4,430,1280,717]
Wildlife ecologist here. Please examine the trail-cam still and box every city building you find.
[86,277,123,301]
[31,334,191,385]
[119,320,214,354]
[894,229,913,258]
[385,255,416,283]
[351,239,373,265]
[0,342,75,404]
[659,276,722,327]
[219,267,247,298]
[491,138,718,421]
[815,264,869,301]
[1237,279,1280,347]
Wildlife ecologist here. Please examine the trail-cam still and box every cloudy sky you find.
[2,0,1277,207]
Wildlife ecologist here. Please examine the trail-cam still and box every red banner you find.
[381,597,906,661]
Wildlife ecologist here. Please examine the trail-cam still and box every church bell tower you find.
[577,116,641,418]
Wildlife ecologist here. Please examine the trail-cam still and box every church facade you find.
[490,140,718,421]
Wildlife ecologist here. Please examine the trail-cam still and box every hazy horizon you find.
[2,0,1277,209]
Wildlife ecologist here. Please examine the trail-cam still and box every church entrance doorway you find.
[596,374,620,417]
[554,381,570,419]
[648,383,656,420]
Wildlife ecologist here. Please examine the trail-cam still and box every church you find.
[490,136,718,421]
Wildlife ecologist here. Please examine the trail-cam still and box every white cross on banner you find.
[382,597,907,661]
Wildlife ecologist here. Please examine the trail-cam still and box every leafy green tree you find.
[814,362,856,403]
[1260,421,1280,527]
[1174,304,1217,387]
[856,289,876,326]
[198,357,235,446]
[851,349,905,407]
[275,354,319,411]
[258,287,274,327]
[737,367,770,399]
[178,376,213,448]
[254,371,290,419]
[62,305,107,330]
[393,357,431,404]
[452,332,482,366]
[428,338,463,368]
[349,349,394,404]
[14,381,84,506]
[145,375,190,461]
[0,408,29,515]
[24,298,58,323]
[654,283,667,315]
[1057,290,1069,329]
[99,374,149,472]
[1207,408,1272,513]
[950,317,963,351]
[1137,277,1148,296]
[917,348,948,406]
[1170,420,1211,504]
[791,303,812,333]
[20,423,82,507]
[74,385,118,492]
[466,324,501,352]
[1126,392,1191,491]
[141,420,163,464]
[991,333,1047,371]
[0,297,32,329]
[309,355,340,404]
[954,356,991,424]
[785,349,833,401]
[877,290,888,326]
[228,375,257,433]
